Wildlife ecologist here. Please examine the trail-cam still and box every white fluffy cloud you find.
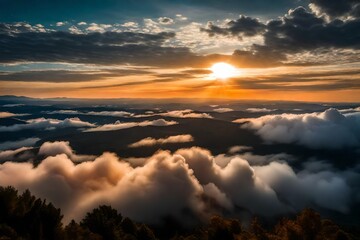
[84,119,178,132]
[235,109,360,149]
[254,162,351,213]
[56,22,67,27]
[0,117,95,132]
[213,108,234,113]
[128,134,194,148]
[38,141,96,162]
[1,142,357,224]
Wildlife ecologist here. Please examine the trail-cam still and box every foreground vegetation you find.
[0,186,358,240]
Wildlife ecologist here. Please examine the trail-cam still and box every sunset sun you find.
[210,62,237,80]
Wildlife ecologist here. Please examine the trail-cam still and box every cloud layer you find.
[0,137,40,151]
[0,117,95,132]
[0,27,201,67]
[0,111,27,118]
[235,108,360,149]
[0,141,358,225]
[85,119,178,132]
[128,134,194,148]
[203,2,360,67]
[134,109,213,119]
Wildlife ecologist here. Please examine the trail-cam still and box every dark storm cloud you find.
[0,28,202,67]
[310,0,360,18]
[1,3,359,69]
[201,15,266,38]
[205,5,360,67]
[264,7,360,52]
[0,69,152,83]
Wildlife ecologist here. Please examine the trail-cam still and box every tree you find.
[81,205,123,240]
[0,186,63,240]
[208,216,234,240]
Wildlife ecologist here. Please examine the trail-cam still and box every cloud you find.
[227,145,253,154]
[339,106,360,113]
[0,138,40,151]
[0,144,204,224]
[254,161,352,213]
[86,23,112,33]
[0,147,34,163]
[0,111,26,118]
[47,110,133,117]
[158,17,174,25]
[38,141,96,162]
[68,25,83,34]
[0,117,95,132]
[201,16,266,38]
[232,68,360,91]
[159,110,213,119]
[82,111,133,117]
[0,68,152,83]
[46,110,80,115]
[0,22,47,34]
[175,14,188,21]
[309,0,360,18]
[0,2,359,70]
[213,108,234,113]
[205,4,360,67]
[0,24,206,68]
[132,109,213,119]
[246,108,277,113]
[121,21,139,28]
[1,143,357,224]
[264,6,360,52]
[128,134,194,148]
[84,119,178,132]
[2,104,25,107]
[56,22,67,27]
[235,108,360,149]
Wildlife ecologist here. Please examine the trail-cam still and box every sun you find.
[210,62,236,80]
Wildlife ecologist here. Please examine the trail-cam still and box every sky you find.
[0,0,359,101]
